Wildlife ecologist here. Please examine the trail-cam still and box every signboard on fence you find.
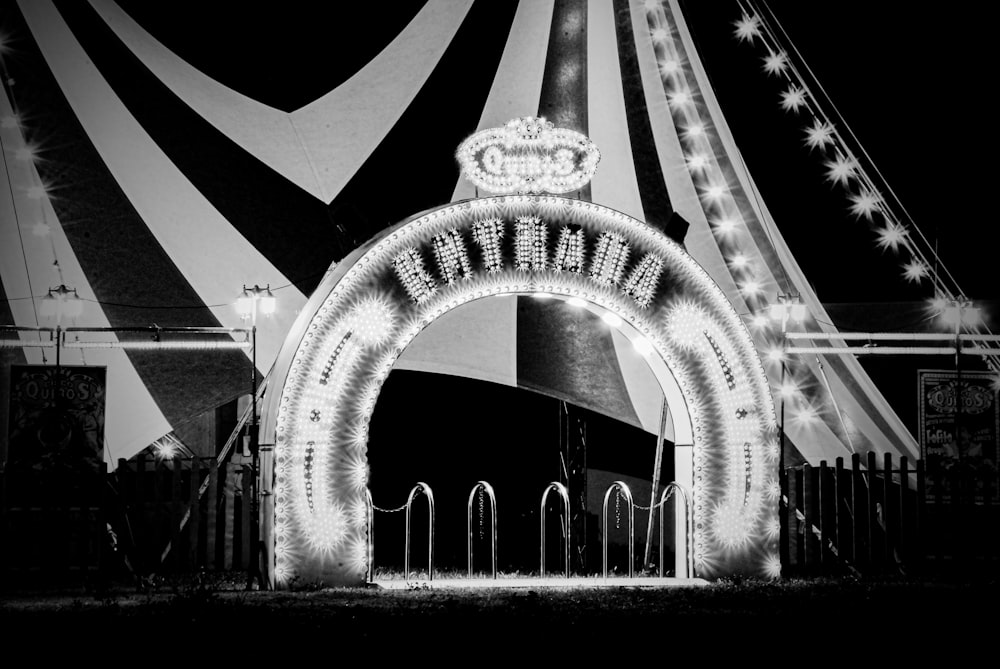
[6,364,106,477]
[918,369,999,498]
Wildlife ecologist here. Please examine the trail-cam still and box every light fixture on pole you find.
[940,296,980,468]
[768,292,807,569]
[39,284,84,324]
[235,284,276,590]
[39,284,84,406]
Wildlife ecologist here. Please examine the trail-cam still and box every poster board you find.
[6,364,106,479]
[918,369,999,499]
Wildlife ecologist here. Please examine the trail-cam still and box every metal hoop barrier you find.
[365,488,374,583]
[658,481,694,579]
[467,481,498,579]
[404,482,435,581]
[602,481,635,579]
[540,481,571,578]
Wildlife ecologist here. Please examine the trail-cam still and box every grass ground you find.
[2,571,995,660]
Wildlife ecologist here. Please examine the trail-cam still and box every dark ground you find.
[2,573,995,660]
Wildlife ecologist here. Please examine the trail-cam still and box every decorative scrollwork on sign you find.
[456,117,601,195]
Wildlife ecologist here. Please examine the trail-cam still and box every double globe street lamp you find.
[236,284,276,589]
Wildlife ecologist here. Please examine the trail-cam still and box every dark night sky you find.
[682,1,998,308]
[118,0,999,309]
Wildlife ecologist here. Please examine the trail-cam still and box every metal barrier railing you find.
[404,482,435,581]
[467,481,498,579]
[365,488,374,582]
[659,481,694,578]
[602,480,635,578]
[540,481,571,578]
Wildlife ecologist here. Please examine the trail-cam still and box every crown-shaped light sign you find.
[456,116,601,195]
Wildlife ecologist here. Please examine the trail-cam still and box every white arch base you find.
[260,196,780,588]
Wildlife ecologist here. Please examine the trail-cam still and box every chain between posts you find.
[632,495,674,512]
[372,502,410,513]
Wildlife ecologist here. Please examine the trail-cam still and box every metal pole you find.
[405,482,435,580]
[955,320,962,469]
[466,481,497,579]
[602,481,634,579]
[539,482,570,578]
[643,397,668,571]
[247,296,262,588]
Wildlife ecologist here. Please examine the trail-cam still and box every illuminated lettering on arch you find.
[553,225,586,273]
[514,215,548,271]
[271,197,778,586]
[392,248,437,303]
[431,229,472,283]
[472,218,504,274]
[589,231,630,286]
[623,253,665,308]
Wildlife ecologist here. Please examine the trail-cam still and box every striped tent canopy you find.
[1,0,995,469]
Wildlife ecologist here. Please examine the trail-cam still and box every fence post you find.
[134,455,145,570]
[898,456,908,568]
[241,465,252,571]
[866,452,879,573]
[952,467,963,568]
[834,457,845,567]
[803,463,814,572]
[96,465,106,581]
[207,459,219,570]
[986,468,996,562]
[851,453,865,573]
[816,461,826,572]
[915,458,925,573]
[787,465,801,574]
[1,467,7,575]
[172,460,184,570]
[779,461,790,572]
[883,453,893,568]
[189,458,201,567]
[153,457,165,571]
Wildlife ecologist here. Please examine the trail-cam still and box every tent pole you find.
[643,396,669,572]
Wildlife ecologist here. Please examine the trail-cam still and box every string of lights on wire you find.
[730,0,998,375]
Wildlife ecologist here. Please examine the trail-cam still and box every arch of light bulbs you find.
[266,196,780,586]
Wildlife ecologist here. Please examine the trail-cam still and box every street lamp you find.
[235,284,276,589]
[39,284,84,325]
[39,284,84,405]
[940,296,980,468]
[769,294,808,459]
[768,292,807,568]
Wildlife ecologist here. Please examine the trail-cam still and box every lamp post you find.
[768,292,807,569]
[941,297,980,470]
[769,293,807,471]
[236,284,275,589]
[39,284,84,408]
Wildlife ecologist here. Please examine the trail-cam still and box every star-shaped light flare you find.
[876,222,908,252]
[903,260,929,283]
[824,154,857,187]
[780,86,807,113]
[848,189,882,220]
[762,50,789,76]
[733,14,762,43]
[804,119,837,151]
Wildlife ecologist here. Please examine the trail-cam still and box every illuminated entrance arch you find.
[259,195,780,587]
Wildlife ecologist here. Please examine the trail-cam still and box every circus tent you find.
[1,0,996,474]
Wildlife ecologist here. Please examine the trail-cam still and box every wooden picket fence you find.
[0,465,106,580]
[0,454,256,585]
[111,455,256,577]
[6,450,998,585]
[781,451,1000,576]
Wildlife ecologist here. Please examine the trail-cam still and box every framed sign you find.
[918,369,999,498]
[6,364,106,478]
